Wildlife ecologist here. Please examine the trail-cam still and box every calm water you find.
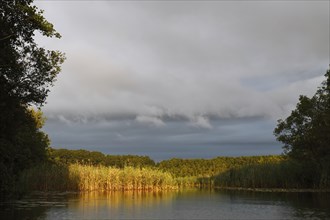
[1,189,329,220]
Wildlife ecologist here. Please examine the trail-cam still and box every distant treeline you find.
[48,148,155,168]
[158,156,329,189]
[157,156,284,178]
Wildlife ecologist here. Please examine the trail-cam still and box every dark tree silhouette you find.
[274,68,330,187]
[0,0,64,195]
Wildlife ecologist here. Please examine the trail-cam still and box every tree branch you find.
[0,34,14,41]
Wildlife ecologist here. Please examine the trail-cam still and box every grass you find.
[19,163,178,192]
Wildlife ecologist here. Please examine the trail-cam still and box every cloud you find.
[189,116,212,129]
[34,1,329,159]
[135,115,165,127]
[37,1,328,123]
[58,115,72,126]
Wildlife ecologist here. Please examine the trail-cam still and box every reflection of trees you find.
[215,189,330,219]
[0,205,48,220]
[0,192,77,220]
[286,192,330,219]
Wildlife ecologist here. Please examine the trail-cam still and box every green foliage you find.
[0,0,65,106]
[157,155,284,178]
[0,106,50,195]
[48,148,156,168]
[214,159,307,189]
[48,148,106,166]
[105,155,156,168]
[158,155,330,189]
[0,0,64,196]
[274,68,330,187]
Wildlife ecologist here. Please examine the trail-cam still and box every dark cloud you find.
[44,116,280,161]
[35,1,329,159]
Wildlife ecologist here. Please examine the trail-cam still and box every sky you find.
[34,1,329,161]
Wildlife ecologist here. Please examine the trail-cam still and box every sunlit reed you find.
[19,163,178,192]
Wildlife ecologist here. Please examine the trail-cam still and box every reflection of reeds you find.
[75,191,175,211]
[19,163,178,192]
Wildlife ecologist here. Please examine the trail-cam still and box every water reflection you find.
[67,191,176,219]
[76,190,174,208]
[0,189,329,219]
[0,192,72,220]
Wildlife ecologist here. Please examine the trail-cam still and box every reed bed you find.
[19,157,328,192]
[19,163,178,192]
[214,160,309,189]
[175,176,215,188]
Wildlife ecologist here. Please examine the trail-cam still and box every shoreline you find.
[214,186,330,193]
[17,187,330,195]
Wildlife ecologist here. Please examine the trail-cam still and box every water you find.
[1,189,329,219]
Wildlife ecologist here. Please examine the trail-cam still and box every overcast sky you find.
[35,1,329,161]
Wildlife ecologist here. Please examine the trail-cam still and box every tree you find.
[274,68,330,186]
[0,0,64,195]
[0,0,65,106]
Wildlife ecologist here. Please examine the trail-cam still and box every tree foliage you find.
[0,106,50,194]
[157,155,284,178]
[274,68,330,187]
[274,69,330,163]
[48,148,156,168]
[0,0,65,106]
[0,0,64,195]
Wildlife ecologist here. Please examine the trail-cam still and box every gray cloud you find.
[35,1,329,159]
[44,116,279,161]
